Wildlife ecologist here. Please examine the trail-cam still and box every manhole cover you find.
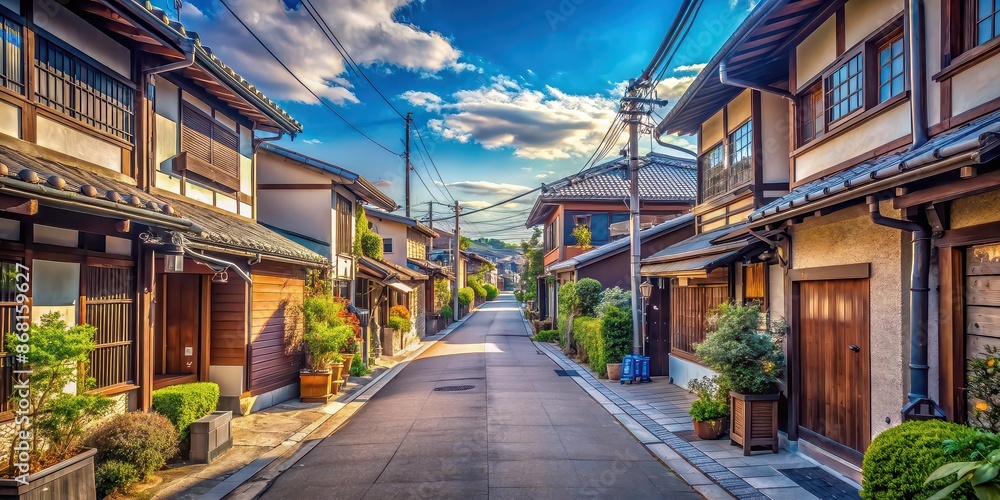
[434,385,475,392]
[554,369,579,377]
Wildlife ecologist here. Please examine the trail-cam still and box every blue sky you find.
[162,0,754,240]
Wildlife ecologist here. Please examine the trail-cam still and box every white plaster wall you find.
[371,218,408,268]
[701,108,725,150]
[210,365,244,397]
[794,101,911,182]
[844,0,902,49]
[34,2,130,78]
[670,355,717,389]
[257,189,330,243]
[36,116,121,171]
[761,92,791,184]
[727,89,752,131]
[792,202,908,438]
[0,100,19,139]
[796,17,837,89]
[924,0,943,126]
[182,92,211,115]
[769,264,786,321]
[951,51,1000,115]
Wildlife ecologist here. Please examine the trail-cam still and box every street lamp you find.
[163,243,184,273]
[639,280,653,357]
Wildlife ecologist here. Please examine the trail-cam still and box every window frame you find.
[798,83,824,146]
[699,141,727,201]
[972,0,1000,49]
[727,119,753,191]
[875,31,906,104]
[336,195,353,258]
[383,237,393,254]
[0,10,23,96]
[824,51,865,126]
[178,101,241,191]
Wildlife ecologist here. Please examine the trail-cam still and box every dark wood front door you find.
[646,287,670,376]
[155,274,202,378]
[798,278,871,459]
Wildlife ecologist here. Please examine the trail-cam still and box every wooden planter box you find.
[0,447,97,500]
[300,371,333,403]
[729,392,779,455]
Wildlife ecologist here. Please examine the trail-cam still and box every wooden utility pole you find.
[453,201,460,321]
[405,112,412,217]
[428,201,433,230]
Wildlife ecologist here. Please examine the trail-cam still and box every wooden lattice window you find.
[826,53,864,123]
[799,84,824,145]
[701,143,727,200]
[877,35,905,103]
[178,102,240,191]
[728,121,753,190]
[975,0,1000,47]
[336,195,352,256]
[0,13,22,94]
[85,266,134,390]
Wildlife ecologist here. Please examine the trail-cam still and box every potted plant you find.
[695,303,785,455]
[384,305,412,356]
[688,377,729,440]
[299,296,352,403]
[0,313,115,499]
[341,337,360,384]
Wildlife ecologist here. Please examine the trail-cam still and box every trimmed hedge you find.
[152,382,220,441]
[484,284,499,300]
[861,420,979,500]
[602,305,633,365]
[575,278,602,316]
[573,316,606,377]
[95,460,140,498]
[458,287,475,306]
[533,329,561,343]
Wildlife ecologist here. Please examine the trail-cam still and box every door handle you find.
[849,344,860,353]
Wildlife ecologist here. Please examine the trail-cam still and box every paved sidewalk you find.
[536,342,861,500]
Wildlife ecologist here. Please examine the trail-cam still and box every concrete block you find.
[190,411,233,464]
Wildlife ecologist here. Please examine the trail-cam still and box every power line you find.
[217,0,400,156]
[460,187,542,216]
[409,163,443,205]
[413,125,456,203]
[412,139,453,203]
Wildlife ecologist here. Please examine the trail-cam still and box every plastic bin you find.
[620,355,637,384]
[636,356,651,383]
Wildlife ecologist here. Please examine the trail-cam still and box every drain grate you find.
[554,369,579,377]
[434,385,475,392]
[778,467,860,499]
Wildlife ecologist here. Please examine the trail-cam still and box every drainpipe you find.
[867,196,944,421]
[906,0,929,151]
[719,61,794,101]
[654,136,698,157]
[145,38,196,78]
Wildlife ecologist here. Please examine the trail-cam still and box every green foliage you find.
[597,286,631,317]
[440,304,453,318]
[484,284,499,300]
[353,205,368,257]
[350,352,372,377]
[518,228,543,304]
[5,312,114,469]
[571,224,592,248]
[533,329,561,343]
[301,295,355,370]
[458,287,474,306]
[360,231,384,260]
[967,345,1000,432]
[575,278,602,316]
[473,238,518,250]
[924,447,1000,500]
[557,281,579,316]
[434,278,452,310]
[151,382,220,441]
[861,420,981,500]
[694,303,785,395]
[687,377,729,422]
[468,276,487,298]
[601,305,633,365]
[573,316,606,377]
[84,412,178,487]
[387,305,413,332]
[95,460,140,498]
[460,236,473,250]
[944,430,1000,461]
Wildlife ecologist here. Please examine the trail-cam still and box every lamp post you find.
[639,280,653,357]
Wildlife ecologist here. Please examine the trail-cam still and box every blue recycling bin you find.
[620,355,637,384]
[637,356,651,383]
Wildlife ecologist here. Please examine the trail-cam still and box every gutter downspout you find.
[184,247,252,284]
[906,0,929,151]
[719,60,794,101]
[867,196,944,421]
[144,38,196,78]
[653,136,698,157]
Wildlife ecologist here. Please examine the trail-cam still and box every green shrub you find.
[434,278,452,310]
[301,295,353,370]
[687,377,728,422]
[354,205,369,256]
[597,286,631,317]
[575,278,602,316]
[440,304,453,318]
[349,353,371,377]
[571,224,592,248]
[360,231,383,260]
[861,420,980,500]
[484,284,499,300]
[152,382,220,441]
[573,316,606,377]
[601,305,633,365]
[695,302,785,395]
[95,460,140,498]
[458,287,474,306]
[469,279,487,298]
[85,411,178,482]
[533,329,561,343]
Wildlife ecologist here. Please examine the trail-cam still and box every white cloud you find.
[520,167,533,171]
[447,180,532,197]
[533,170,557,179]
[673,63,707,74]
[425,75,619,160]
[399,90,443,112]
[179,0,472,104]
[372,179,393,189]
[302,138,322,144]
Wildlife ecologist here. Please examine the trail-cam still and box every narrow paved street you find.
[260,294,699,499]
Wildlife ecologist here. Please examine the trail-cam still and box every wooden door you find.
[646,287,670,376]
[798,278,871,457]
[155,274,201,376]
[966,244,1000,358]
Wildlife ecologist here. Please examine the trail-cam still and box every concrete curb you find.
[202,313,473,500]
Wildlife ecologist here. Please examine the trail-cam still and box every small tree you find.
[575,278,602,316]
[360,232,384,260]
[571,224,592,249]
[558,281,580,355]
[694,303,785,395]
[433,278,452,311]
[602,305,633,365]
[597,286,631,317]
[353,205,369,257]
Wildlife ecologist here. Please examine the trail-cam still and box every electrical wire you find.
[460,187,543,216]
[217,0,400,156]
[412,137,454,203]
[413,125,457,203]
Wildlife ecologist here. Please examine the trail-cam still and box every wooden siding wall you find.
[965,244,1000,357]
[210,279,247,366]
[249,268,305,395]
[670,285,728,356]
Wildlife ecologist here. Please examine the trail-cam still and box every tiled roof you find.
[163,195,327,265]
[547,214,693,273]
[118,1,301,134]
[0,143,189,229]
[366,209,438,238]
[358,256,426,281]
[642,223,748,264]
[749,109,1000,225]
[541,152,696,201]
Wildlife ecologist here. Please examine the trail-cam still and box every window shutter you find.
[181,103,212,163]
[212,125,240,177]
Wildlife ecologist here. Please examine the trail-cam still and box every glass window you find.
[0,13,22,94]
[878,36,905,103]
[976,0,1000,46]
[826,53,864,123]
[701,143,727,200]
[800,85,823,144]
[383,237,393,254]
[728,121,753,188]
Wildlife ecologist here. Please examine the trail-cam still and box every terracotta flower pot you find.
[300,370,333,403]
[607,363,622,381]
[340,353,355,383]
[692,417,729,440]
